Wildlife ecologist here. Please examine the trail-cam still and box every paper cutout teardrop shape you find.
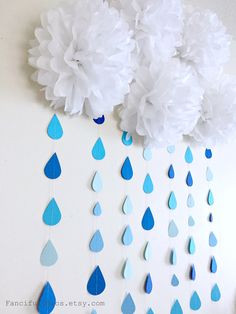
[143,174,154,194]
[210,257,217,273]
[188,237,196,254]
[144,274,153,294]
[87,266,106,296]
[47,114,63,140]
[37,282,56,314]
[171,274,179,287]
[93,115,105,125]
[206,167,214,181]
[43,198,61,226]
[190,265,196,281]
[209,213,213,222]
[121,157,133,180]
[211,284,221,302]
[89,230,104,252]
[121,293,136,314]
[185,147,193,163]
[167,145,175,154]
[168,192,177,210]
[190,291,201,311]
[40,240,58,267]
[92,138,105,160]
[171,300,183,314]
[209,232,218,247]
[168,165,175,179]
[142,207,155,230]
[143,147,152,161]
[147,308,155,314]
[91,172,103,192]
[187,194,195,208]
[91,310,97,314]
[168,221,179,238]
[93,202,102,216]
[205,148,212,159]
[122,132,133,146]
[144,242,151,261]
[186,171,193,187]
[44,153,61,179]
[170,249,177,265]
[122,259,132,279]
[123,196,133,215]
[122,226,133,246]
[207,190,214,206]
[188,216,195,227]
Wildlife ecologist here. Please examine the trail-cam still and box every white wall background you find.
[0,0,236,313]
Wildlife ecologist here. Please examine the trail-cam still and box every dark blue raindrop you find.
[44,153,61,179]
[144,274,153,294]
[141,207,155,231]
[93,115,105,125]
[205,148,212,159]
[87,266,106,296]
[121,157,133,180]
[190,265,196,281]
[168,165,175,179]
[186,171,193,187]
[37,282,56,314]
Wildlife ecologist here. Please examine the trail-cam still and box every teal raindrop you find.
[92,137,105,160]
[89,230,104,252]
[188,237,196,254]
[87,266,106,296]
[43,198,61,226]
[211,284,221,302]
[185,147,193,163]
[209,232,218,247]
[122,132,133,146]
[91,172,103,192]
[141,207,155,231]
[143,174,154,194]
[37,282,56,314]
[168,165,175,179]
[122,226,133,246]
[144,273,153,294]
[44,153,61,179]
[168,192,177,210]
[210,256,217,273]
[47,114,63,140]
[93,202,102,216]
[171,300,183,314]
[121,157,133,180]
[121,293,136,314]
[207,190,214,206]
[186,171,193,187]
[171,274,179,287]
[190,291,201,311]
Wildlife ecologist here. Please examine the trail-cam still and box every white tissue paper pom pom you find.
[110,0,183,63]
[190,76,236,146]
[179,9,231,82]
[120,59,203,148]
[29,0,134,118]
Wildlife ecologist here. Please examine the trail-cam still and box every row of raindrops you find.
[38,114,63,314]
[205,149,221,304]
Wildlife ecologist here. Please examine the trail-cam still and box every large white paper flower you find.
[190,76,236,146]
[120,59,203,148]
[179,9,231,82]
[110,0,183,63]
[29,0,134,117]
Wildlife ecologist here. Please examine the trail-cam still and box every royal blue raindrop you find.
[190,291,201,311]
[186,171,193,187]
[92,138,105,160]
[122,132,133,146]
[185,147,193,163]
[190,265,196,281]
[121,157,133,180]
[37,282,56,314]
[87,266,106,296]
[47,114,63,140]
[168,165,175,179]
[142,207,155,231]
[171,274,179,287]
[143,174,154,194]
[205,148,212,159]
[43,198,61,226]
[171,300,183,314]
[209,232,218,247]
[93,115,105,125]
[210,257,217,273]
[44,153,61,179]
[211,284,221,302]
[121,293,136,314]
[144,274,153,294]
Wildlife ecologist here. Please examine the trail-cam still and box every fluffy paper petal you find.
[29,0,134,117]
[120,59,203,148]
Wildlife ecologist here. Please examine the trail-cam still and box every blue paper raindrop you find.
[209,213,213,222]
[44,153,61,179]
[43,198,61,226]
[143,147,152,161]
[186,171,193,187]
[37,282,56,314]
[190,291,201,311]
[171,274,179,287]
[40,240,58,267]
[122,132,133,146]
[190,265,196,281]
[122,226,133,246]
[142,207,155,231]
[168,192,177,210]
[171,300,183,314]
[93,202,102,216]
[143,174,154,194]
[121,293,136,314]
[92,138,105,160]
[167,145,175,154]
[147,309,155,314]
[209,232,218,247]
[187,194,195,208]
[87,266,106,296]
[188,216,195,227]
[144,242,151,261]
[122,196,133,215]
[91,172,103,192]
[211,284,221,302]
[168,165,175,179]
[188,237,196,254]
[168,221,179,238]
[205,148,212,159]
[122,259,132,279]
[207,190,214,206]
[144,274,153,294]
[206,167,214,181]
[170,249,177,265]
[93,115,105,125]
[91,310,97,314]
[210,256,217,273]
[121,157,133,180]
[185,147,193,163]
[89,230,104,252]
[47,114,63,140]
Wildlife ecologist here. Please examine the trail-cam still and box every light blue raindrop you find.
[187,194,195,208]
[92,138,105,160]
[122,196,133,215]
[186,171,193,187]
[188,237,196,254]
[171,274,179,287]
[211,284,221,302]
[122,226,133,246]
[185,147,193,163]
[170,249,177,265]
[168,221,179,238]
[144,273,153,294]
[91,172,103,192]
[210,256,217,273]
[144,242,151,261]
[47,114,63,140]
[190,291,201,311]
[43,198,61,226]
[188,216,195,227]
[122,259,132,279]
[143,147,152,161]
[143,174,154,194]
[209,232,218,247]
[121,293,136,314]
[91,310,97,314]
[89,230,104,252]
[121,157,133,180]
[168,192,177,210]
[40,240,58,267]
[206,167,214,181]
[142,207,155,230]
[207,190,214,206]
[93,202,102,216]
[171,300,183,314]
[122,132,133,146]
[167,145,175,154]
[147,309,155,314]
